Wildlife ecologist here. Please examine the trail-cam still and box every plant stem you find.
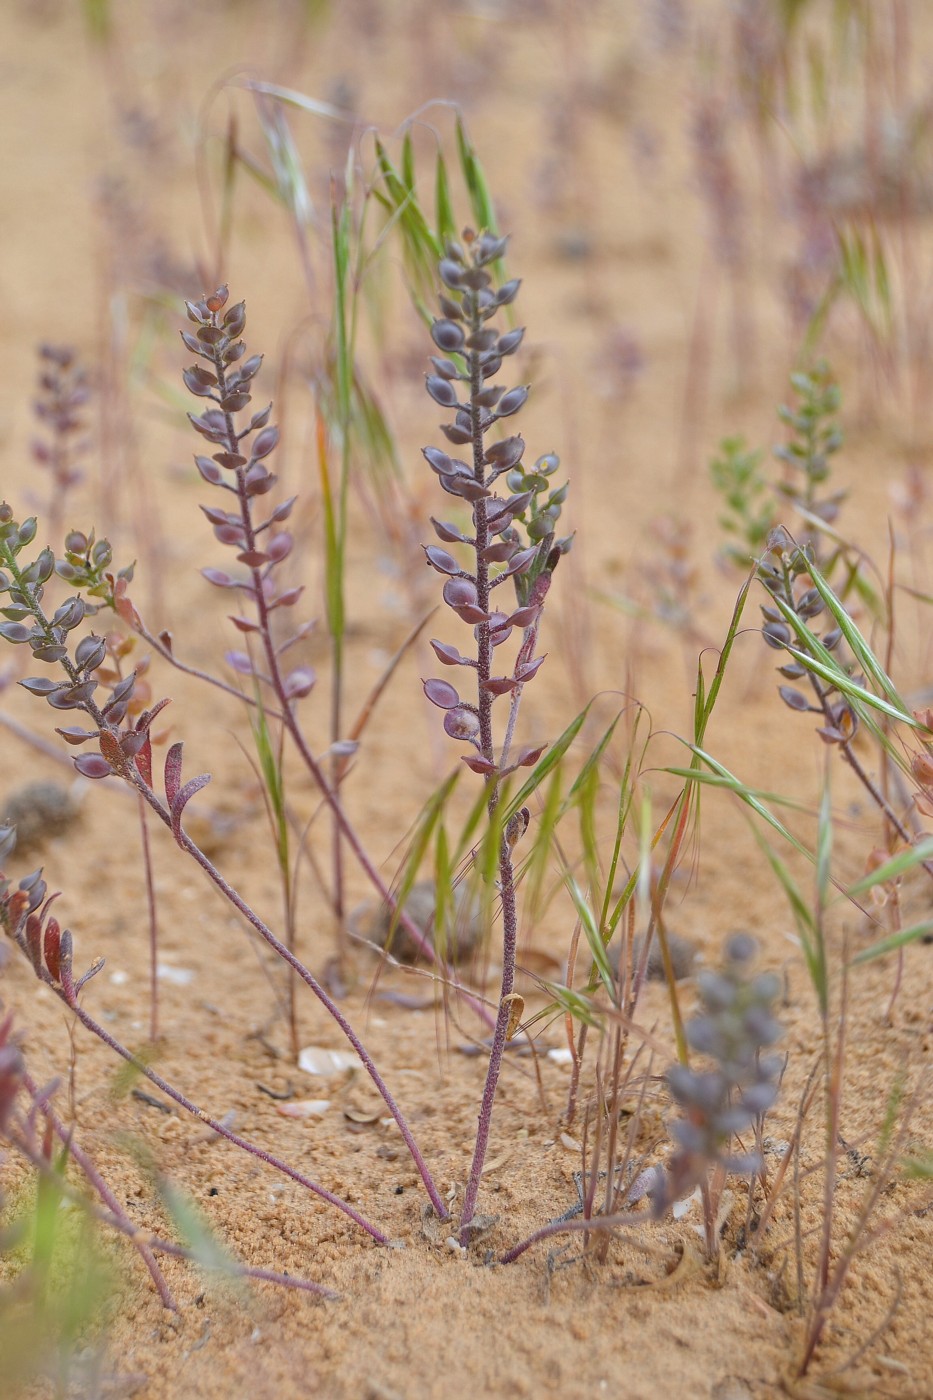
[126,767,449,1221]
[137,794,159,1043]
[459,834,518,1243]
[61,987,391,1244]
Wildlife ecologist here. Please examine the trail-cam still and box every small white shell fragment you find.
[559,1132,581,1152]
[109,970,129,986]
[275,1099,331,1119]
[445,1236,466,1255]
[156,964,194,986]
[547,1047,574,1066]
[298,1045,362,1076]
[673,1185,702,1220]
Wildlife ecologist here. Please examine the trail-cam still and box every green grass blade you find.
[435,150,458,248]
[504,702,593,817]
[851,919,933,963]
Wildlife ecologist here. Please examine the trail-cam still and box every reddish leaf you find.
[516,655,547,684]
[170,773,212,843]
[164,742,184,806]
[503,604,540,629]
[229,615,261,633]
[515,743,547,767]
[269,585,304,609]
[43,918,62,982]
[462,754,498,776]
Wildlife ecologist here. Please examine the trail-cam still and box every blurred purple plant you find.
[652,932,783,1257]
[31,346,91,542]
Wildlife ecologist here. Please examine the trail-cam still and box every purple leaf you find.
[482,676,518,696]
[268,496,297,524]
[214,524,244,545]
[244,465,276,496]
[779,686,810,712]
[496,386,529,418]
[74,754,112,780]
[431,518,471,545]
[55,726,98,745]
[440,476,490,504]
[430,639,470,666]
[225,651,254,675]
[440,423,472,446]
[267,532,293,563]
[424,546,463,576]
[236,550,269,568]
[182,368,216,398]
[431,319,466,353]
[515,743,547,767]
[170,773,213,842]
[120,731,147,759]
[284,666,316,698]
[423,677,460,709]
[438,259,465,289]
[201,505,232,525]
[497,328,525,355]
[442,578,478,610]
[497,546,537,578]
[516,655,547,683]
[0,622,31,644]
[466,327,498,352]
[481,541,517,564]
[220,392,251,413]
[503,604,540,629]
[269,585,304,609]
[229,615,261,633]
[212,451,247,470]
[252,426,280,459]
[425,376,460,408]
[484,435,524,470]
[195,456,224,485]
[423,446,455,475]
[19,677,64,696]
[443,707,481,743]
[201,567,237,589]
[486,612,513,646]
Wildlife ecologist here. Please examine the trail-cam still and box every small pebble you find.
[607,931,697,982]
[351,880,485,965]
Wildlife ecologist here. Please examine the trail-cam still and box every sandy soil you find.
[1,2,932,1397]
